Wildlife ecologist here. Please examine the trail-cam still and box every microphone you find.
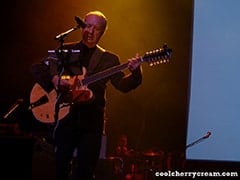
[203,131,212,139]
[75,16,86,28]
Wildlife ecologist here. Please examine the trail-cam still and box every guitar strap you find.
[86,45,106,75]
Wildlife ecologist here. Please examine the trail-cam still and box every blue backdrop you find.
[187,0,240,162]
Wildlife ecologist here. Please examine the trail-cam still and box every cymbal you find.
[142,150,164,158]
[106,156,123,161]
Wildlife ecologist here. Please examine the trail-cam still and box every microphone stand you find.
[54,26,79,41]
[54,16,85,41]
[186,132,211,149]
[3,99,24,120]
[52,24,80,136]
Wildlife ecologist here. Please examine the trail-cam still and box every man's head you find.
[118,134,128,147]
[82,11,107,48]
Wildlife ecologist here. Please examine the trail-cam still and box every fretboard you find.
[82,62,129,85]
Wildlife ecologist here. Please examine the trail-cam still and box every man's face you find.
[82,14,105,48]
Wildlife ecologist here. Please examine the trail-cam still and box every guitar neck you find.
[82,61,133,86]
[81,45,172,86]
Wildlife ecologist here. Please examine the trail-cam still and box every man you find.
[31,11,142,180]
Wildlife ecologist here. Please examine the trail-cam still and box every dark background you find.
[1,0,238,179]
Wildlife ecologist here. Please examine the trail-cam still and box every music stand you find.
[47,49,81,75]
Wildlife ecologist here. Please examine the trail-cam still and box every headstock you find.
[142,44,172,66]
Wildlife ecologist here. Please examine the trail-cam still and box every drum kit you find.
[105,149,166,180]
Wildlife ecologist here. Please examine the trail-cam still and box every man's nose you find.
[87,26,94,33]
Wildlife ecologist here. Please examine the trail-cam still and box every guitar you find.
[29,45,172,123]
